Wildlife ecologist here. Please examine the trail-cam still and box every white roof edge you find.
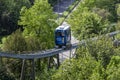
[56,25,70,30]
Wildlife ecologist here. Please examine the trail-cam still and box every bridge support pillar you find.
[56,54,60,69]
[30,59,35,80]
[0,57,2,68]
[20,59,26,80]
[74,48,78,59]
[48,56,52,71]
[20,59,35,80]
[48,54,60,70]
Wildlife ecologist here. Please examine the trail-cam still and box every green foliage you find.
[25,36,41,51]
[78,0,119,22]
[48,0,57,6]
[36,68,56,80]
[79,0,96,11]
[0,65,15,80]
[95,0,119,22]
[19,0,58,50]
[117,4,120,20]
[92,7,110,20]
[117,4,120,30]
[1,30,27,53]
[51,37,120,80]
[19,0,57,36]
[52,54,104,80]
[0,0,31,35]
[68,11,108,40]
[106,56,120,80]
[2,58,22,80]
[1,0,120,80]
[85,37,115,68]
[68,0,120,40]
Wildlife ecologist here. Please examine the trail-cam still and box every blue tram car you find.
[55,25,71,48]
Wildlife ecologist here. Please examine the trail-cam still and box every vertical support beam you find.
[112,36,115,41]
[74,48,78,59]
[0,57,2,68]
[20,59,26,80]
[0,57,2,63]
[47,57,52,71]
[69,45,72,59]
[56,54,60,69]
[31,59,35,80]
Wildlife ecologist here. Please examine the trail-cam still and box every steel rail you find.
[0,44,78,59]
[0,30,120,59]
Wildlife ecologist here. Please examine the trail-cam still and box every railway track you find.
[0,30,120,59]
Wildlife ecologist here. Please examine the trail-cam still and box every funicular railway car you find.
[55,24,71,48]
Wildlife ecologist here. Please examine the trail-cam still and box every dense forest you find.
[0,0,120,80]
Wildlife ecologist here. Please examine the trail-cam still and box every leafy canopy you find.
[19,0,58,49]
[68,10,108,40]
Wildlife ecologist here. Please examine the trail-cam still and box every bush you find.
[106,56,120,80]
[0,64,15,80]
[81,37,115,68]
[68,10,109,40]
[1,30,27,53]
[52,54,104,80]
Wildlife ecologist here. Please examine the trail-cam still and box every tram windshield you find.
[56,32,64,37]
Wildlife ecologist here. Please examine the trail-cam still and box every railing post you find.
[20,59,26,80]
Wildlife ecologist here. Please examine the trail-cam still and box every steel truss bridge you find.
[0,30,120,80]
[0,31,120,59]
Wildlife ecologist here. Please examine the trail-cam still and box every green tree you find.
[19,0,58,50]
[95,0,119,22]
[48,0,57,6]
[117,4,120,19]
[106,56,120,80]
[52,37,119,80]
[117,4,120,30]
[1,29,26,52]
[85,37,115,68]
[0,0,31,35]
[68,10,108,40]
[68,0,119,39]
[52,50,104,80]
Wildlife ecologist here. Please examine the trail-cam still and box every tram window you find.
[56,32,61,36]
[56,32,64,36]
[66,29,70,36]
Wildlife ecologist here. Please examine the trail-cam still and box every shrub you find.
[84,37,115,68]
[106,56,120,80]
[1,29,27,53]
[52,54,104,80]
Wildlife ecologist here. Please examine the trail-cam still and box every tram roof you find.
[56,25,70,31]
